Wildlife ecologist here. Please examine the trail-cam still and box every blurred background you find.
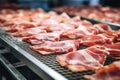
[0,0,120,10]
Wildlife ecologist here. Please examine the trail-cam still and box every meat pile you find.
[0,7,120,80]
[53,5,120,24]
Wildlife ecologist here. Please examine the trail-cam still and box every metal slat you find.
[0,54,27,80]
[0,35,68,80]
[13,62,26,68]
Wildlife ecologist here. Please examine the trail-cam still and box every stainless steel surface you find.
[0,54,26,80]
[0,34,68,80]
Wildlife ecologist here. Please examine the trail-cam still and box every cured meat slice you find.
[48,23,75,32]
[61,20,99,39]
[23,32,62,45]
[56,46,109,72]
[77,20,93,28]
[30,40,80,55]
[41,19,59,27]
[106,42,120,59]
[6,22,36,32]
[58,12,71,23]
[93,23,112,33]
[80,33,115,46]
[71,16,81,22]
[3,18,30,27]
[12,27,46,37]
[114,30,120,41]
[85,61,120,80]
[0,15,7,23]
[62,26,98,39]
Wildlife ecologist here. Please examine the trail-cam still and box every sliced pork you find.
[106,42,120,59]
[23,32,62,45]
[30,40,80,55]
[93,23,112,33]
[62,26,98,39]
[12,27,46,37]
[85,61,120,80]
[6,22,36,32]
[80,33,115,46]
[56,46,109,72]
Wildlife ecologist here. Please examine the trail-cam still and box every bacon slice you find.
[22,32,62,45]
[105,42,120,59]
[41,19,59,27]
[114,30,120,41]
[56,46,109,72]
[30,40,80,55]
[58,12,71,23]
[61,20,98,39]
[62,25,98,39]
[80,33,115,46]
[12,27,46,37]
[85,61,120,80]
[3,18,30,27]
[6,22,36,32]
[93,23,112,33]
[0,15,7,23]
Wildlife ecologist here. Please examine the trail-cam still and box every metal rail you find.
[0,54,27,80]
[0,34,68,80]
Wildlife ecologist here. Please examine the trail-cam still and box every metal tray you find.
[0,20,119,80]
